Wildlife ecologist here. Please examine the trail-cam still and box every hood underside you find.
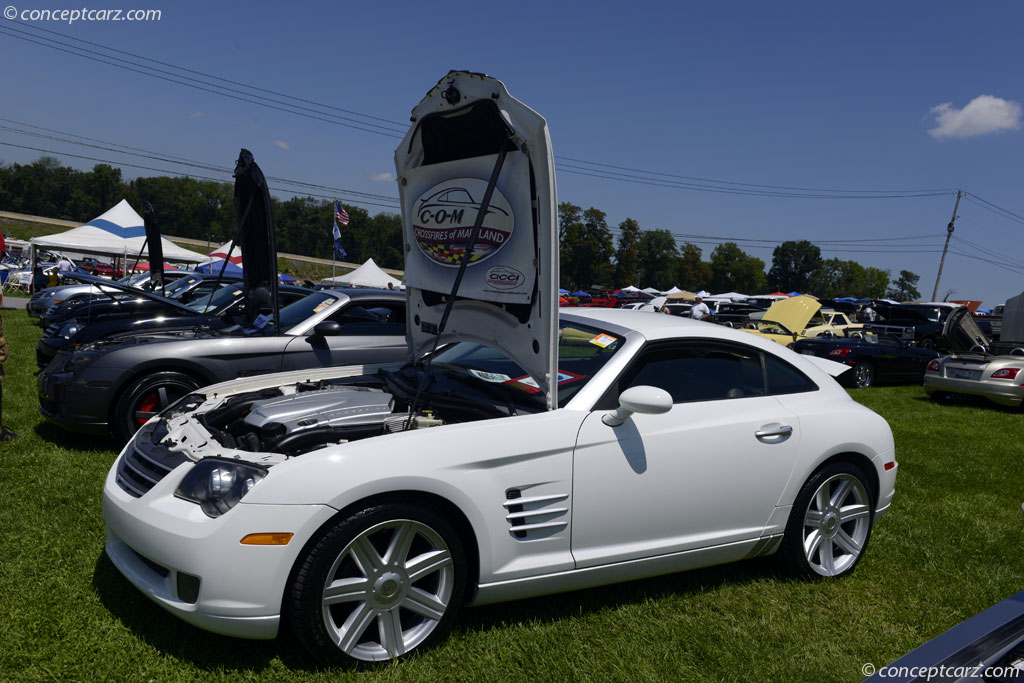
[395,71,559,408]
[763,295,821,335]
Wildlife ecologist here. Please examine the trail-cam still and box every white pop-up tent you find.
[29,200,205,264]
[322,258,403,289]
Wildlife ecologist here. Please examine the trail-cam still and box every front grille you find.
[116,421,188,497]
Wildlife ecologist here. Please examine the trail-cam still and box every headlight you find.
[175,458,268,518]
[59,323,82,339]
[64,350,103,374]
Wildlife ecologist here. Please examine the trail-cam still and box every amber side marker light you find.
[240,533,294,546]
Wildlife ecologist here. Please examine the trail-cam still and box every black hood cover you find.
[142,201,165,291]
[233,149,279,327]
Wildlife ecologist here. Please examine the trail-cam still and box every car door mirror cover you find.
[602,385,673,426]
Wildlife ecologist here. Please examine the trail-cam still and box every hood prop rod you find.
[403,136,512,429]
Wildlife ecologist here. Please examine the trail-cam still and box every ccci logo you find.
[486,266,524,289]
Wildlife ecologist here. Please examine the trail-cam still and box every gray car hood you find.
[395,71,559,408]
[941,306,990,353]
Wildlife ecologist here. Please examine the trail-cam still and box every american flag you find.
[335,201,350,227]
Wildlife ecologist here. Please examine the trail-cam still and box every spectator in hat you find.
[690,291,711,320]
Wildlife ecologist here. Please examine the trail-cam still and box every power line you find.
[0,25,406,139]
[962,193,1024,226]
[0,140,402,210]
[0,119,400,205]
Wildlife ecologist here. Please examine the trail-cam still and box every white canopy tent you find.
[705,291,750,303]
[322,258,403,289]
[29,200,205,265]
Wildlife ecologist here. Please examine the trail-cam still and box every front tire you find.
[113,371,199,443]
[288,503,466,666]
[779,462,875,579]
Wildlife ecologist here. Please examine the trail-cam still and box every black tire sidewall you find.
[779,461,875,579]
[113,371,198,443]
[287,502,467,667]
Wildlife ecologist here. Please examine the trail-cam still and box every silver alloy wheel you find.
[801,473,871,577]
[320,519,455,661]
[853,362,874,388]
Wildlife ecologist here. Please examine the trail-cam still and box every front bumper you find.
[38,365,111,435]
[924,374,1024,407]
[102,457,338,639]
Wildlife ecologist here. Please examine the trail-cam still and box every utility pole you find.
[931,190,962,301]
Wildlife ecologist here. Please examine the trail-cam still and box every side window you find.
[619,341,766,404]
[764,354,818,395]
[326,301,406,336]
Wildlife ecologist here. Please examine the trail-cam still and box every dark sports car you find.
[791,330,940,388]
[38,288,408,443]
[36,279,311,368]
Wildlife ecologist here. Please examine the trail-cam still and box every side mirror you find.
[602,385,673,426]
[308,320,342,340]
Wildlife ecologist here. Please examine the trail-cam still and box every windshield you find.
[270,291,340,332]
[424,321,624,410]
[161,275,200,298]
[119,273,147,286]
[187,284,244,312]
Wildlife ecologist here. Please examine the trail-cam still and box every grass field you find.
[1,308,1022,682]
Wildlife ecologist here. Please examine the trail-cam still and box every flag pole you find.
[332,196,337,282]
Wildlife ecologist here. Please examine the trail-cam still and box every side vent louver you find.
[503,487,569,540]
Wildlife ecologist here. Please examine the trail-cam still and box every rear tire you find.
[848,361,875,389]
[779,462,875,579]
[112,371,199,443]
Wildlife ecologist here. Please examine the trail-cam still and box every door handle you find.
[755,425,793,440]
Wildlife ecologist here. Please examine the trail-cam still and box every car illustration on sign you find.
[101,71,896,667]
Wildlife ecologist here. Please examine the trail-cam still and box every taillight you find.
[991,368,1020,380]
[927,359,940,372]
[828,348,852,358]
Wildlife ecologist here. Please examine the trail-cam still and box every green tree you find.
[675,242,712,292]
[887,269,921,301]
[612,217,641,288]
[768,240,822,293]
[810,259,889,299]
[710,242,766,293]
[637,228,678,290]
[559,204,613,289]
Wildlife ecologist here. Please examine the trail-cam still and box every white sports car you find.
[101,72,897,666]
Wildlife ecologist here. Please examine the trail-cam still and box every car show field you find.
[2,307,1022,681]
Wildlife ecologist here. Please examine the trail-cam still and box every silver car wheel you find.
[320,519,455,662]
[852,362,874,388]
[801,473,871,577]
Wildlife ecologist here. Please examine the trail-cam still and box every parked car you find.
[802,310,863,338]
[738,295,821,345]
[792,329,939,388]
[40,272,242,329]
[39,288,407,442]
[35,280,311,368]
[99,71,897,667]
[27,270,183,320]
[924,307,1024,407]
[868,301,964,350]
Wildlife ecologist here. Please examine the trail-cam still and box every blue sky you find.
[1,0,1022,306]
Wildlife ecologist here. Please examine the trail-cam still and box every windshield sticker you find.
[589,334,617,348]
[505,371,585,394]
[468,369,512,383]
[313,298,336,314]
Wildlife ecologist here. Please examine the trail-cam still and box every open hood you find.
[59,271,199,316]
[1001,291,1024,343]
[395,71,559,407]
[763,295,821,334]
[941,306,990,353]
[233,150,280,328]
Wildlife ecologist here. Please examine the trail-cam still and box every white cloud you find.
[273,139,290,150]
[927,95,1022,139]
[188,111,204,119]
[371,172,395,182]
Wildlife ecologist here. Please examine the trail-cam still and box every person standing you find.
[0,312,15,441]
[690,291,711,320]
